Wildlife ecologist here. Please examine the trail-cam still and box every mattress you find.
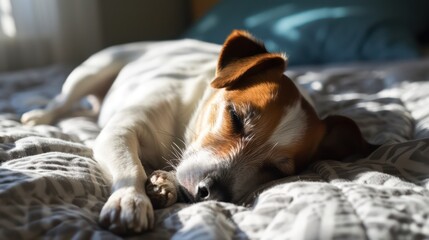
[1,40,429,239]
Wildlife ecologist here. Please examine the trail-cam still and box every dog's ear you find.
[212,54,286,89]
[217,30,268,70]
[212,30,287,89]
[315,115,379,160]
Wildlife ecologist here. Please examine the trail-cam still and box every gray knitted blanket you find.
[1,41,429,239]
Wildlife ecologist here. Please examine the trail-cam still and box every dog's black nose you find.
[197,181,211,200]
[195,177,230,202]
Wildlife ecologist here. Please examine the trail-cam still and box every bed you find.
[2,1,429,239]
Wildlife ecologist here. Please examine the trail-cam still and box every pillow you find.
[184,0,429,65]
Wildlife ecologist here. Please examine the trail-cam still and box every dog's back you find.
[97,40,220,127]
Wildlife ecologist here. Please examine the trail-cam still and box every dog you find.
[21,30,378,234]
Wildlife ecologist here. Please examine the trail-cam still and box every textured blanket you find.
[1,40,429,239]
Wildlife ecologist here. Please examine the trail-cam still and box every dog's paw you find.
[99,187,154,234]
[21,109,54,126]
[146,170,179,209]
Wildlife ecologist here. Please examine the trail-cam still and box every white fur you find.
[269,100,307,147]
[175,149,226,193]
[213,100,226,133]
[21,40,221,234]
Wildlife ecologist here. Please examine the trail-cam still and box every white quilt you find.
[1,40,429,239]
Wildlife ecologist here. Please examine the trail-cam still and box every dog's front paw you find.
[99,187,154,234]
[21,109,54,126]
[146,170,179,209]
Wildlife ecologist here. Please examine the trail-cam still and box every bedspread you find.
[1,40,429,239]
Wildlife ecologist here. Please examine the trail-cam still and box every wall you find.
[98,0,191,48]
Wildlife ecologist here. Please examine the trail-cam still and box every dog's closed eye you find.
[228,105,244,134]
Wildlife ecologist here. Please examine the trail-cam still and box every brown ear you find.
[217,30,268,71]
[212,30,287,89]
[211,53,286,89]
[316,115,379,160]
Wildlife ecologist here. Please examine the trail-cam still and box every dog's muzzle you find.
[177,185,195,203]
[178,176,232,203]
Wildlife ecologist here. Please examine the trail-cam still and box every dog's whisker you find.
[153,129,187,167]
[156,129,187,146]
[172,142,183,154]
[171,143,184,160]
[166,159,180,170]
[160,141,179,162]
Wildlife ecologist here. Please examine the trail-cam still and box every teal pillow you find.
[184,0,428,65]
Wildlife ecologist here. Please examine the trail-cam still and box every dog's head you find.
[176,30,377,203]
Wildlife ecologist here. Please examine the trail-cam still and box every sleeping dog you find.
[21,30,377,234]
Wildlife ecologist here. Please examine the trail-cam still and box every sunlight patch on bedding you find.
[296,72,324,84]
[330,93,368,102]
[311,81,322,91]
[355,102,406,113]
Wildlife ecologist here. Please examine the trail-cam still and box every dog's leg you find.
[21,51,126,126]
[95,102,177,234]
[96,125,153,234]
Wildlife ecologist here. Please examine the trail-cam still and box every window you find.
[0,0,16,38]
